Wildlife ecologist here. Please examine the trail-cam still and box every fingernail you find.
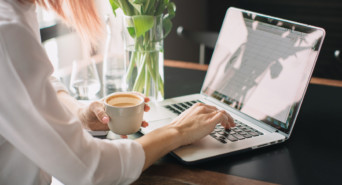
[102,116,109,123]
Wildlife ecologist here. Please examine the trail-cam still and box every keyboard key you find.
[227,135,238,142]
[250,131,260,137]
[185,102,193,106]
[243,133,252,138]
[214,128,221,132]
[242,128,251,132]
[218,136,226,140]
[170,108,179,114]
[232,133,245,140]
[239,131,248,135]
[219,139,227,144]
[232,128,242,132]
[191,100,198,104]
[173,104,185,111]
[222,132,229,137]
[217,131,225,135]
[179,103,190,109]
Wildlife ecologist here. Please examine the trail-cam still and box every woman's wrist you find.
[138,124,182,152]
[161,124,184,150]
[135,124,183,170]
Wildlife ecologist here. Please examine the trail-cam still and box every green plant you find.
[109,0,176,99]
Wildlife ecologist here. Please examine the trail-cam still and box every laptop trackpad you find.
[140,118,174,134]
[144,102,175,122]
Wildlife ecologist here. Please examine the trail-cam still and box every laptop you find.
[141,7,325,164]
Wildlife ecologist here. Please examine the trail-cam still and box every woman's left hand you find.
[77,94,150,135]
[77,101,110,131]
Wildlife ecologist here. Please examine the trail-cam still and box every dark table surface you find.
[161,66,342,185]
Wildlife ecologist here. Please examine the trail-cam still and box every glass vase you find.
[122,15,164,102]
[102,15,125,97]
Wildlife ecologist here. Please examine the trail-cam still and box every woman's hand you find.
[135,102,235,170]
[170,102,236,146]
[78,93,150,135]
[77,101,110,131]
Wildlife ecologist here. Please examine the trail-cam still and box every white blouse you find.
[0,1,145,185]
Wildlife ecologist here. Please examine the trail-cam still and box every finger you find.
[93,105,109,124]
[144,96,150,103]
[219,110,235,129]
[193,102,218,111]
[209,110,229,127]
[226,112,235,128]
[193,103,218,114]
[101,115,110,124]
[144,104,150,112]
[141,121,149,128]
[120,135,128,139]
[192,102,204,108]
[202,104,219,111]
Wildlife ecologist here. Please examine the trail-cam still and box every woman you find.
[0,0,235,184]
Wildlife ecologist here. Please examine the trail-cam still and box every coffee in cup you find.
[104,92,145,135]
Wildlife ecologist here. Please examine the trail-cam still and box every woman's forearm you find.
[135,124,182,170]
[56,90,84,116]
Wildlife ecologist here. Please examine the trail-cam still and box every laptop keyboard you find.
[164,100,200,115]
[210,120,263,143]
[164,100,264,144]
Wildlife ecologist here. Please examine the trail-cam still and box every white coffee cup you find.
[104,92,144,135]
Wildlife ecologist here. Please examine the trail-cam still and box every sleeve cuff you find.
[114,139,145,184]
[49,76,69,93]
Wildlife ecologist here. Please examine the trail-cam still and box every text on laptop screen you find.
[202,8,324,133]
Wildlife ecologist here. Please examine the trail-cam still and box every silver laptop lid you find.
[201,7,325,135]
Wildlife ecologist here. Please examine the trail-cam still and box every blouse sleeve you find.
[0,23,145,185]
[49,76,69,93]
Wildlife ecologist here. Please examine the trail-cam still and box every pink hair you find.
[21,0,104,49]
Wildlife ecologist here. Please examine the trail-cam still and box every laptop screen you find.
[202,7,325,134]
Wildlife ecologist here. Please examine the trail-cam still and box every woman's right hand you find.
[136,102,236,171]
[170,102,236,146]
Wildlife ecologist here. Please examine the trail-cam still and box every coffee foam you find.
[106,94,142,107]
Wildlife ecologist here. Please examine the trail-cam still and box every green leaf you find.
[133,0,145,4]
[127,27,136,37]
[128,0,142,14]
[155,0,166,15]
[143,0,153,15]
[109,0,120,16]
[117,0,135,15]
[132,15,155,38]
[162,18,172,38]
[166,2,176,19]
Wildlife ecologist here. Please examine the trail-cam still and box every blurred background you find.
[39,0,342,98]
[164,0,342,80]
